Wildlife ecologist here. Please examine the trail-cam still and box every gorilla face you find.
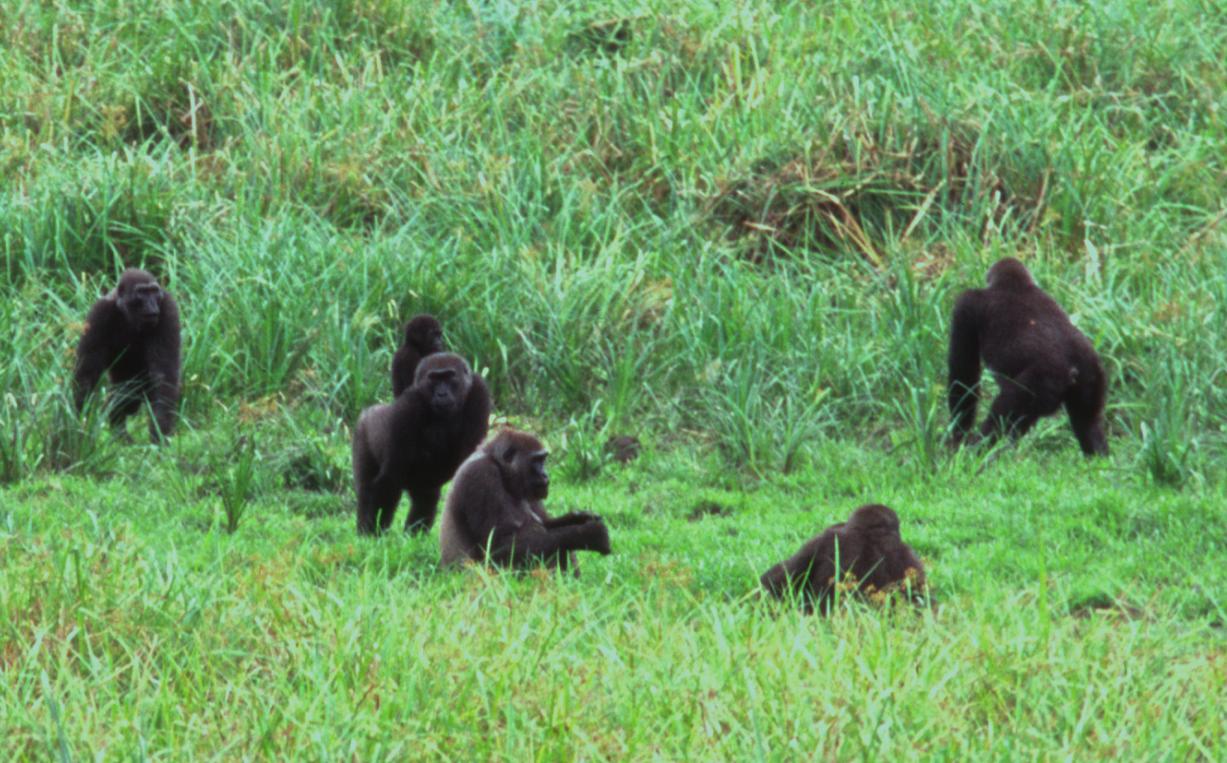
[494,435,550,501]
[119,279,164,331]
[412,354,474,417]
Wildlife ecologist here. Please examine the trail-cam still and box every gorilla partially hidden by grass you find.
[391,313,445,398]
[73,268,182,443]
[947,257,1109,456]
[761,504,926,614]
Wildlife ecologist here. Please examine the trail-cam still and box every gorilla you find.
[439,429,612,572]
[391,314,445,397]
[352,352,490,535]
[948,257,1109,456]
[72,268,181,442]
[761,504,926,614]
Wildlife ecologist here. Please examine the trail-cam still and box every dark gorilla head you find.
[404,314,445,355]
[985,258,1036,290]
[412,353,474,416]
[114,269,166,331]
[845,503,900,541]
[490,429,550,500]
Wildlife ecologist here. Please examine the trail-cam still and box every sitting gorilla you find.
[439,429,612,572]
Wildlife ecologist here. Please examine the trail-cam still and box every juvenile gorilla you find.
[391,314,445,397]
[761,504,925,614]
[948,258,1108,455]
[352,353,490,535]
[73,268,181,442]
[439,429,612,571]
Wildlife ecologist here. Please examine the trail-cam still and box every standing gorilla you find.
[73,268,181,442]
[439,429,612,571]
[761,504,925,614]
[391,314,445,397]
[947,258,1109,456]
[352,353,490,535]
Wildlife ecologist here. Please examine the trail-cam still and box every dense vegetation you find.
[2,0,1224,758]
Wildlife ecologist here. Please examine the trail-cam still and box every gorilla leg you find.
[404,485,441,534]
[979,370,1063,445]
[1064,384,1108,456]
[357,470,403,536]
[148,373,179,442]
[107,394,143,438]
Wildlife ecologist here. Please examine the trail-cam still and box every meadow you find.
[1,0,1225,758]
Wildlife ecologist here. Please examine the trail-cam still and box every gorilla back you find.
[760,504,926,614]
[947,258,1108,455]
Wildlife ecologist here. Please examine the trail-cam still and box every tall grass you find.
[1,0,1224,476]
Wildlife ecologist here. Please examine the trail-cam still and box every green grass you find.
[3,438,1225,758]
[1,0,1225,758]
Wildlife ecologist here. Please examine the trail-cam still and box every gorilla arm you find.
[491,512,611,567]
[72,297,119,410]
[541,511,603,529]
[144,294,182,440]
[946,292,984,443]
[458,375,492,454]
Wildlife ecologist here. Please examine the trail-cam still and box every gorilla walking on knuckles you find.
[391,314,445,397]
[761,504,926,614]
[73,268,181,443]
[352,352,490,535]
[439,429,612,572]
[947,257,1109,456]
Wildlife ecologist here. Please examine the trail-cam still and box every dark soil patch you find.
[604,435,642,464]
[687,500,731,521]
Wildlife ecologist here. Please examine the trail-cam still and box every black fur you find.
[352,353,490,535]
[73,269,181,442]
[760,504,926,614]
[947,258,1108,455]
[391,314,445,398]
[439,429,612,571]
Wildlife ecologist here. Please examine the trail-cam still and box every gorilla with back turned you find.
[73,268,181,442]
[947,258,1109,456]
[761,503,926,614]
[352,352,490,535]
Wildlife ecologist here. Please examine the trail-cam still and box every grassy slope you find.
[1,0,1226,758]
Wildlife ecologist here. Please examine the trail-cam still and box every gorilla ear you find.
[493,440,517,465]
